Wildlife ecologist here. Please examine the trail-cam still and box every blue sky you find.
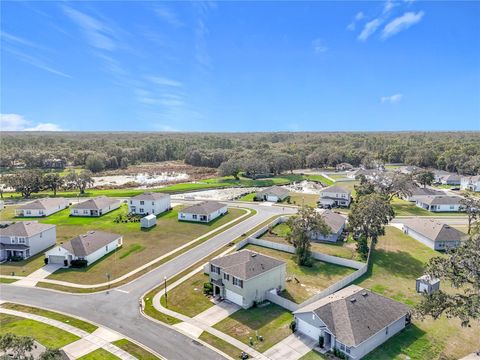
[1,1,479,131]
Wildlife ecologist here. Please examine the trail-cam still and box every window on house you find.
[385,326,389,335]
[26,210,31,214]
[192,214,197,219]
[40,232,42,238]
[210,264,215,273]
[224,273,229,281]
[74,210,78,214]
[11,238,16,244]
[39,210,44,214]
[152,202,155,205]
[18,238,26,244]
[450,205,454,210]
[105,245,108,251]
[140,201,144,205]
[83,210,88,214]
[140,208,144,213]
[346,347,351,354]
[233,277,243,288]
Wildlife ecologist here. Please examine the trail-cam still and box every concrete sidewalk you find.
[14,264,63,287]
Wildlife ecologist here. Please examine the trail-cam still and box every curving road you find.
[0,202,296,360]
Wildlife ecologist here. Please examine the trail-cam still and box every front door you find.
[324,332,332,349]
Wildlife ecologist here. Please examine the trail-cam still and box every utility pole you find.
[164,276,168,307]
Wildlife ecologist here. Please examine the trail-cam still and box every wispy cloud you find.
[347,11,364,31]
[381,11,425,39]
[0,114,64,131]
[146,76,183,88]
[383,0,397,15]
[358,18,382,41]
[312,38,328,54]
[1,31,43,49]
[381,93,403,103]
[155,6,184,27]
[193,1,217,71]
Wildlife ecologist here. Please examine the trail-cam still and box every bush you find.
[44,257,49,265]
[203,282,213,295]
[70,259,88,268]
[319,335,324,348]
[8,255,24,262]
[289,320,296,333]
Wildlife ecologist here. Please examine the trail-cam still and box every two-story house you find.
[319,186,352,208]
[461,175,480,192]
[128,192,171,215]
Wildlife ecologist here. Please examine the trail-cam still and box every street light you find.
[164,276,168,307]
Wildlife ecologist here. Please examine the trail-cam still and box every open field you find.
[243,244,356,303]
[0,204,244,283]
[0,313,80,349]
[289,192,319,207]
[78,349,119,360]
[213,302,293,353]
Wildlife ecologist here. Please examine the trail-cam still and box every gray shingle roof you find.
[0,221,55,237]
[319,210,346,234]
[320,186,351,195]
[408,186,444,197]
[415,195,463,206]
[295,285,409,347]
[181,201,226,215]
[17,198,69,210]
[131,192,170,201]
[71,196,120,210]
[403,218,467,242]
[210,250,285,280]
[256,186,290,197]
[60,231,121,257]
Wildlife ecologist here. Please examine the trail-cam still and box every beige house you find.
[255,186,290,202]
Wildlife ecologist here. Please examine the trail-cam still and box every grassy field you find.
[199,331,248,359]
[355,226,480,359]
[213,302,293,353]
[239,192,256,201]
[288,193,319,207]
[0,204,244,283]
[112,339,161,360]
[304,174,334,186]
[79,349,119,360]
[243,244,356,303]
[1,303,97,333]
[0,313,80,349]
[161,272,213,317]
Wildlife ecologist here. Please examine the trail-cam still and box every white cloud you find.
[383,0,397,15]
[382,11,425,39]
[355,11,365,21]
[358,18,382,41]
[0,114,64,131]
[146,76,183,87]
[155,6,184,27]
[381,93,403,103]
[312,38,328,54]
[347,12,365,31]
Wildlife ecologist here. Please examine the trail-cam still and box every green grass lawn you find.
[0,313,80,349]
[0,277,18,283]
[355,226,480,359]
[161,272,213,317]
[304,174,334,186]
[239,192,256,201]
[113,339,161,360]
[243,244,356,303]
[299,351,328,360]
[0,204,245,283]
[199,331,249,359]
[78,349,119,360]
[391,197,466,216]
[213,303,293,353]
[288,193,319,207]
[1,303,97,333]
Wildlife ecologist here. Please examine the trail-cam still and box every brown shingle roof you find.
[181,201,226,215]
[0,221,55,237]
[60,231,121,257]
[131,192,170,201]
[403,218,467,242]
[17,198,69,210]
[71,196,120,210]
[210,250,285,280]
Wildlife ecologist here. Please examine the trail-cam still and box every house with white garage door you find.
[15,198,69,217]
[45,230,122,266]
[402,218,466,251]
[128,192,171,215]
[205,250,286,308]
[70,196,120,217]
[255,186,290,202]
[294,285,410,360]
[178,201,227,223]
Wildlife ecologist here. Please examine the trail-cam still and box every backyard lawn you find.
[355,226,480,359]
[0,313,80,349]
[78,349,119,360]
[243,244,356,303]
[288,193,319,207]
[0,204,245,283]
[213,302,293,353]
[391,197,466,217]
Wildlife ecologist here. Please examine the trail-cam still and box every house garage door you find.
[296,318,321,340]
[48,255,65,265]
[225,289,243,307]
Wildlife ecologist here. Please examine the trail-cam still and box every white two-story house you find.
[319,186,352,208]
[461,175,480,192]
[128,192,171,215]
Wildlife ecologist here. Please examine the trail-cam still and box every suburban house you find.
[205,250,286,308]
[319,186,352,208]
[128,192,171,215]
[45,230,122,266]
[310,210,346,242]
[43,158,66,169]
[416,275,440,295]
[294,285,410,360]
[0,221,56,261]
[461,175,480,192]
[441,174,461,186]
[415,195,463,212]
[347,169,381,180]
[178,201,227,223]
[70,196,121,217]
[403,186,444,202]
[255,186,289,202]
[15,198,69,217]
[402,218,466,250]
[335,163,354,171]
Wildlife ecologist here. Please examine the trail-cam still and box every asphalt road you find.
[0,202,296,360]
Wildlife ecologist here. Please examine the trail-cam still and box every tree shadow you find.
[372,249,426,279]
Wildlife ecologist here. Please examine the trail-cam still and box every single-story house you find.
[70,196,121,217]
[336,163,354,171]
[416,275,440,295]
[255,186,290,202]
[141,214,156,228]
[310,210,346,242]
[402,186,445,202]
[441,174,461,186]
[45,230,122,266]
[461,175,480,192]
[128,192,171,215]
[319,186,352,208]
[15,198,69,217]
[402,217,466,250]
[294,285,410,360]
[0,221,56,261]
[178,201,227,223]
[205,250,286,308]
[347,169,382,180]
[415,195,463,212]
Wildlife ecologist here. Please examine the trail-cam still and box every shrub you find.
[289,320,296,333]
[70,259,88,268]
[8,255,24,262]
[319,335,324,348]
[44,257,49,265]
[203,282,213,295]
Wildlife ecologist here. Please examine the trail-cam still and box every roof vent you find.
[362,292,368,297]
[89,231,95,234]
[350,298,356,303]
[251,253,257,257]
[82,234,87,237]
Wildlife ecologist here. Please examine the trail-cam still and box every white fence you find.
[265,289,299,311]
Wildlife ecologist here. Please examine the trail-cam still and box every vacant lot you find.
[243,244,356,303]
[0,204,244,283]
[356,226,480,359]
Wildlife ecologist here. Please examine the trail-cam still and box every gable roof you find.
[462,175,480,183]
[294,285,409,347]
[320,186,351,195]
[17,198,68,210]
[257,186,289,197]
[415,195,463,206]
[403,218,467,242]
[131,192,170,201]
[60,231,121,257]
[408,186,445,197]
[71,196,120,210]
[0,221,55,237]
[318,210,346,234]
[210,250,285,280]
[181,201,226,215]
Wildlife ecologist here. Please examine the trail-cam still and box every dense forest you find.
[1,132,479,175]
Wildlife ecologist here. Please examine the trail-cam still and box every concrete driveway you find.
[263,333,317,360]
[14,263,63,287]
[193,300,241,326]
